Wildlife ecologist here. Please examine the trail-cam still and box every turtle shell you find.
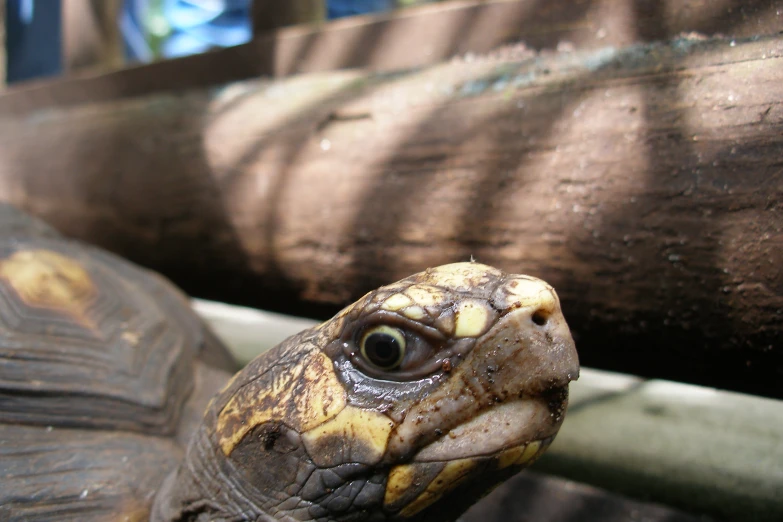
[0,205,235,521]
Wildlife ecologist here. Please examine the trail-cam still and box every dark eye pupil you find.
[365,333,400,366]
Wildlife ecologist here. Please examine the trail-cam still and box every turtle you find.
[0,205,579,522]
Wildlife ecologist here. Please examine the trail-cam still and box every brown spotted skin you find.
[0,205,236,521]
[154,263,579,522]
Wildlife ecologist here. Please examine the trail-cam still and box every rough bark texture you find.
[0,33,781,396]
[0,0,780,114]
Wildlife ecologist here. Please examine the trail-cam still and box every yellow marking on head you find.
[515,440,542,466]
[301,405,394,467]
[502,278,556,310]
[424,262,500,292]
[121,331,140,346]
[384,464,418,508]
[0,249,96,324]
[404,285,445,308]
[402,305,427,321]
[384,287,435,320]
[217,350,347,455]
[454,300,493,338]
[334,302,357,319]
[381,293,413,311]
[334,290,372,319]
[399,458,478,517]
[497,443,528,469]
[434,310,456,336]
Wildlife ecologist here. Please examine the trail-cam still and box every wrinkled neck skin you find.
[153,417,525,522]
[152,330,395,522]
[151,354,498,522]
[151,336,383,522]
[152,264,579,522]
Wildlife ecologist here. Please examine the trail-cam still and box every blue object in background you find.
[121,0,395,62]
[4,0,399,83]
[327,0,394,19]
[5,0,62,84]
[163,0,252,57]
[121,0,253,61]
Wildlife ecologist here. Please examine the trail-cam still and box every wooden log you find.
[0,34,781,397]
[0,0,780,115]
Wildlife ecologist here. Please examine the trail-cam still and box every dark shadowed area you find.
[460,470,709,522]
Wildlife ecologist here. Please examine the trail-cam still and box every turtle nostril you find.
[531,309,549,326]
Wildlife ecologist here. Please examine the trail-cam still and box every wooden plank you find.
[0,0,781,115]
[0,34,780,397]
[251,0,325,35]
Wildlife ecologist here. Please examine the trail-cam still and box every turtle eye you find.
[360,325,406,370]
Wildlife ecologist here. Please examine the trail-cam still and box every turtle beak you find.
[475,278,580,397]
[410,292,579,463]
[381,277,579,519]
[386,275,579,463]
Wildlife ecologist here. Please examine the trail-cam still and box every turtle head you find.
[156,263,578,522]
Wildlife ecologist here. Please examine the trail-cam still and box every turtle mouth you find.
[381,415,556,519]
[382,392,567,518]
[412,397,562,463]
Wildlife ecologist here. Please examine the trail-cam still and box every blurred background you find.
[4,0,441,84]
